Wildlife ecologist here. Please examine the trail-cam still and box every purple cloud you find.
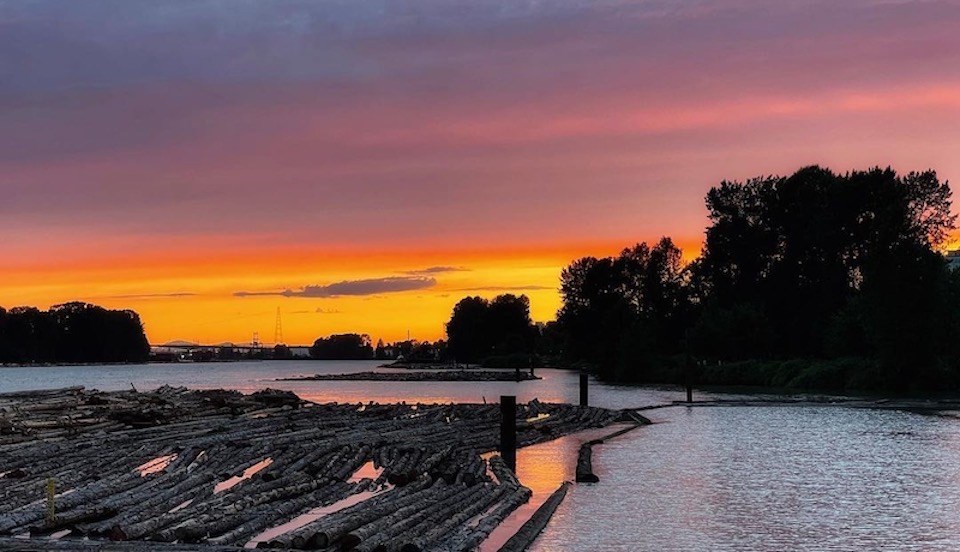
[402,266,470,275]
[235,276,436,298]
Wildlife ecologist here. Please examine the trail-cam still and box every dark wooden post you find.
[579,373,588,407]
[684,328,693,404]
[500,395,517,472]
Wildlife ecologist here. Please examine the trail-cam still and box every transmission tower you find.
[274,307,284,345]
[252,331,261,350]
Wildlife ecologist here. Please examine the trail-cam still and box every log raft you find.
[278,370,540,382]
[0,386,618,550]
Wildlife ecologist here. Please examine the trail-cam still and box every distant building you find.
[947,250,960,271]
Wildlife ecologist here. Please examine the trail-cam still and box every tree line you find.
[555,166,960,390]
[0,302,150,364]
[445,294,540,367]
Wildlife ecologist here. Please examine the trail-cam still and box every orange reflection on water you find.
[480,423,634,551]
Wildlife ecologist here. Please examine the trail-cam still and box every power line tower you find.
[274,307,284,345]
[252,331,261,350]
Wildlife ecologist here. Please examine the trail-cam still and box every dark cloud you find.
[235,276,435,298]
[402,266,470,275]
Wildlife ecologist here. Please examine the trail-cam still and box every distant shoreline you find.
[279,370,541,382]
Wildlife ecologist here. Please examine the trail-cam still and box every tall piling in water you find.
[500,395,517,472]
[579,373,589,407]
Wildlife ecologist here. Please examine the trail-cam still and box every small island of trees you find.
[0,302,150,364]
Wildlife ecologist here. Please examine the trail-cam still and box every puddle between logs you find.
[479,423,634,552]
[169,499,194,513]
[244,487,387,548]
[214,458,273,493]
[347,460,383,484]
[136,454,177,476]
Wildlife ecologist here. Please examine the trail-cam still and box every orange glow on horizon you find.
[0,237,703,345]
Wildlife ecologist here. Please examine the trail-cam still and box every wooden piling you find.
[45,478,56,526]
[500,396,517,472]
[579,373,589,407]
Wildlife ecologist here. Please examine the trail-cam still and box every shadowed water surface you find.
[533,406,960,551]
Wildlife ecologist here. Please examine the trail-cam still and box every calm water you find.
[534,406,960,551]
[4,361,959,550]
[0,360,691,408]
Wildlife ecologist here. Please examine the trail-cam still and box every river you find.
[3,360,956,550]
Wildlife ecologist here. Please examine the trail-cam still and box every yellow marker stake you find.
[45,478,56,525]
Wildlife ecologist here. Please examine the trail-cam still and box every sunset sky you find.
[2,0,960,345]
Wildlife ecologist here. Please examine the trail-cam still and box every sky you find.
[2,0,959,345]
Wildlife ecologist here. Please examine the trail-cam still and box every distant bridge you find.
[150,343,311,353]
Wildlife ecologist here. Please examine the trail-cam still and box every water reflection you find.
[480,424,634,551]
[214,457,273,493]
[0,360,699,410]
[533,406,960,551]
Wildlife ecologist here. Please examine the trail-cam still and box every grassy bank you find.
[596,356,960,393]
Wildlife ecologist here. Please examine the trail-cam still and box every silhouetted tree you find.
[557,165,960,389]
[487,294,536,355]
[557,238,692,378]
[0,302,148,364]
[446,296,491,363]
[309,334,374,359]
[272,344,293,359]
[692,166,956,363]
[446,295,536,363]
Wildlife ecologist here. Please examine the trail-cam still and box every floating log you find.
[497,481,571,552]
[575,444,599,483]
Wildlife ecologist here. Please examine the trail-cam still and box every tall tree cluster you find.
[557,166,960,388]
[557,238,692,379]
[0,302,150,363]
[445,294,536,363]
[309,333,374,360]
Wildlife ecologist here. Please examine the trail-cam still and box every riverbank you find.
[593,355,960,393]
[0,386,617,550]
[279,370,540,382]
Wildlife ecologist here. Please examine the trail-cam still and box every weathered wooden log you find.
[342,482,465,548]
[188,481,355,545]
[489,456,521,489]
[26,504,117,535]
[280,477,435,549]
[444,485,532,551]
[575,444,599,483]
[497,481,571,552]
[351,482,490,552]
[398,483,512,552]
